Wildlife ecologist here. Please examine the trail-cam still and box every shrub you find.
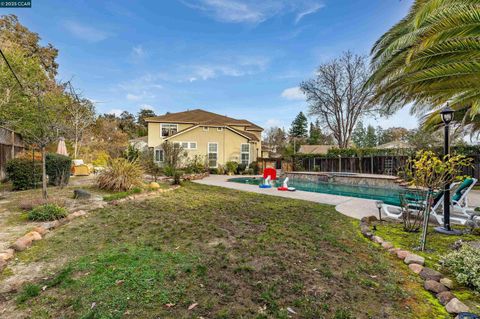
[103,187,142,201]
[124,144,139,162]
[97,158,144,191]
[19,198,66,211]
[139,149,163,181]
[5,158,42,190]
[236,163,247,174]
[46,153,72,186]
[92,151,109,167]
[185,155,207,174]
[172,170,183,185]
[225,161,238,174]
[442,245,480,292]
[244,168,254,175]
[209,168,218,174]
[28,204,68,221]
[217,164,225,175]
[249,161,259,175]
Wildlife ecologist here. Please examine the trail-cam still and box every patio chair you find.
[71,159,90,176]
[450,177,477,218]
[381,191,443,220]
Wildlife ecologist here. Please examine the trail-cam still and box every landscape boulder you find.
[437,291,455,306]
[396,250,410,260]
[404,254,425,266]
[445,298,470,314]
[381,241,394,249]
[66,210,87,221]
[149,182,160,189]
[408,263,423,274]
[424,280,448,294]
[372,236,384,244]
[0,249,15,262]
[440,278,454,289]
[361,216,378,223]
[419,267,442,281]
[32,226,48,236]
[74,189,91,200]
[42,220,61,230]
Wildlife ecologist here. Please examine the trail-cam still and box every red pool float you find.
[277,186,288,191]
[263,167,276,180]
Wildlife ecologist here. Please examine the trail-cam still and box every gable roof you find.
[145,109,263,131]
[298,145,335,155]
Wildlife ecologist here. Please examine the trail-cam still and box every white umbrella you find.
[56,137,69,156]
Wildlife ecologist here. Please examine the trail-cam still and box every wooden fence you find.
[0,127,24,180]
[293,154,480,181]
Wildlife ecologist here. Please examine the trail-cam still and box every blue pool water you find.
[228,177,408,206]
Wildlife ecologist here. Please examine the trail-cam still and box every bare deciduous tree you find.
[300,51,375,148]
[64,82,96,159]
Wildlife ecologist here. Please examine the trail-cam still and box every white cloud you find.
[108,109,123,116]
[295,3,324,24]
[126,93,142,101]
[281,87,305,100]
[186,55,269,81]
[265,118,284,128]
[131,45,146,60]
[181,0,324,25]
[139,104,155,111]
[63,20,111,42]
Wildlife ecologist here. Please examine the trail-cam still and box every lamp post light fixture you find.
[375,201,383,222]
[435,104,461,235]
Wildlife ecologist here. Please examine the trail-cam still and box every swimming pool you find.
[228,177,408,206]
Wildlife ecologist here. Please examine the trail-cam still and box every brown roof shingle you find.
[146,109,263,131]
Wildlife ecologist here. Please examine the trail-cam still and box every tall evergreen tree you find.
[289,112,308,138]
[352,121,366,148]
[364,125,377,147]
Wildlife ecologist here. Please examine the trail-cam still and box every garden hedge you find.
[46,153,72,186]
[5,158,42,190]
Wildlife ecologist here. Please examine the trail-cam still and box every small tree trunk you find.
[74,136,78,159]
[41,145,48,199]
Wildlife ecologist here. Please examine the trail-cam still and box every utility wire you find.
[0,48,24,90]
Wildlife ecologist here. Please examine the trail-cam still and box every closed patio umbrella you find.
[56,137,69,156]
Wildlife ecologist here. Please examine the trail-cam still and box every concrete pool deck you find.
[193,175,382,220]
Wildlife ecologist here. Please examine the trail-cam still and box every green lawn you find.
[8,183,449,318]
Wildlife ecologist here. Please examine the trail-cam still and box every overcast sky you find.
[3,0,417,130]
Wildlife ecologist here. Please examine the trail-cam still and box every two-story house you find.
[146,109,263,168]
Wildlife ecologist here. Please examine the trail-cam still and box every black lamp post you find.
[435,105,460,235]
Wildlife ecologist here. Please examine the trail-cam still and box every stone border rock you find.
[0,184,181,275]
[360,216,471,317]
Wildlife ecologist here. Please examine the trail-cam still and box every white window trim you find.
[241,143,250,165]
[161,123,178,137]
[171,141,197,150]
[203,126,209,132]
[208,142,218,168]
[154,149,164,162]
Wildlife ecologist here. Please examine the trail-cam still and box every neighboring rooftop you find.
[376,140,410,149]
[145,109,263,131]
[298,145,335,155]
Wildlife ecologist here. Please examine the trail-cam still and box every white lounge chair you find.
[381,177,478,225]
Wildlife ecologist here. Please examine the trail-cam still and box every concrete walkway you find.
[194,175,381,220]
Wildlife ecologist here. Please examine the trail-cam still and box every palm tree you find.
[369,0,480,130]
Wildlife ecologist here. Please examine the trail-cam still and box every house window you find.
[161,124,178,137]
[208,143,218,168]
[155,149,164,162]
[173,142,181,148]
[217,127,223,131]
[189,142,197,149]
[203,127,209,131]
[241,143,250,165]
[181,142,189,149]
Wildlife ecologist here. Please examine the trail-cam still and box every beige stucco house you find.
[146,109,263,168]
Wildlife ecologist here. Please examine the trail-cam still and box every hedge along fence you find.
[292,146,480,179]
[6,153,72,190]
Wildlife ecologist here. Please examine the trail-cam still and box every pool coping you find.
[193,175,380,220]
